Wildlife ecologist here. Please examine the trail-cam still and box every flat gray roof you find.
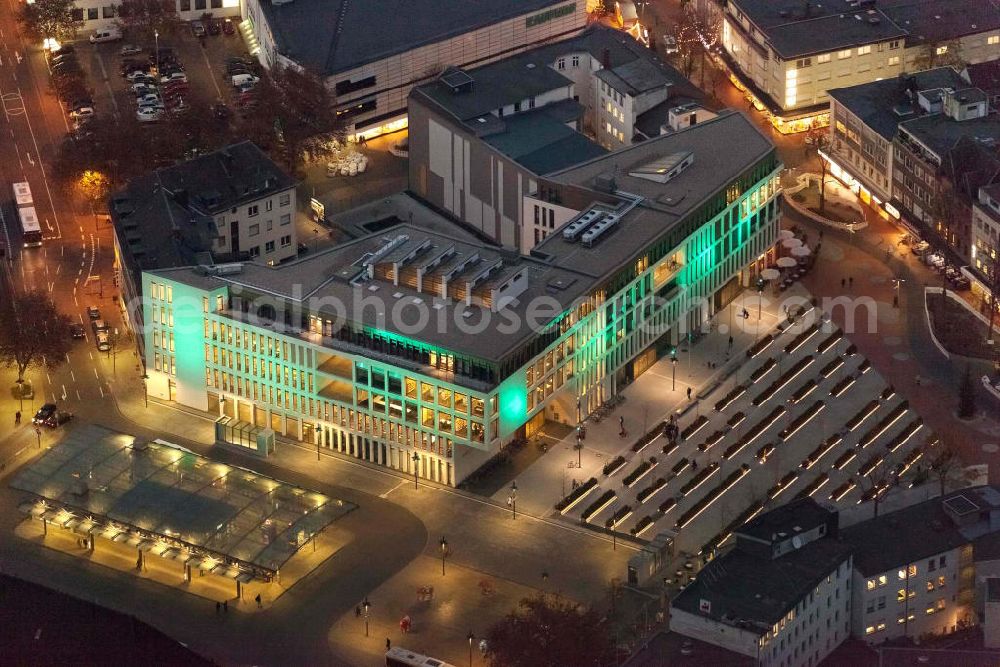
[539,110,776,280]
[11,425,355,577]
[258,0,582,76]
[899,112,1000,158]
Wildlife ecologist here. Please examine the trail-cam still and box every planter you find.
[659,497,677,515]
[828,480,856,502]
[633,515,656,537]
[859,401,909,449]
[885,418,923,453]
[779,400,825,441]
[829,375,856,397]
[768,471,799,500]
[796,473,829,499]
[750,358,777,384]
[555,477,598,514]
[680,415,709,441]
[698,430,726,452]
[846,400,880,431]
[636,477,668,504]
[715,385,747,412]
[602,456,627,476]
[801,434,842,469]
[789,380,818,404]
[816,331,843,355]
[675,465,750,529]
[679,462,720,496]
[747,335,774,359]
[622,458,658,488]
[831,448,858,471]
[784,323,821,355]
[581,490,617,523]
[819,357,844,378]
[670,458,691,475]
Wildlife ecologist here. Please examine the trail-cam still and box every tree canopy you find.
[19,0,81,43]
[485,595,614,667]
[0,290,73,384]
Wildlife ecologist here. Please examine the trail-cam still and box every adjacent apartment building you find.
[720,0,1000,132]
[408,26,706,253]
[67,0,240,36]
[671,499,853,667]
[973,183,1000,280]
[141,111,782,486]
[241,0,589,139]
[110,141,297,356]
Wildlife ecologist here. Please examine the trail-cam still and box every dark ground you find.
[0,573,213,666]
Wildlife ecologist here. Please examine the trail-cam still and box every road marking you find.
[88,352,93,360]
[99,385,104,398]
[69,369,75,382]
[93,368,99,379]
[45,372,51,384]
[61,384,66,400]
[379,480,407,499]
[75,390,81,400]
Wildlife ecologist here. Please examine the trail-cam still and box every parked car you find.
[191,21,206,38]
[120,44,143,56]
[48,44,74,58]
[136,92,162,106]
[69,106,94,121]
[95,330,111,351]
[42,410,73,428]
[223,18,235,35]
[208,20,221,36]
[70,97,93,112]
[126,69,154,81]
[32,403,57,425]
[69,323,86,339]
[86,305,100,319]
[132,82,157,96]
[160,72,188,84]
[91,318,109,333]
[231,73,259,88]
[50,53,77,66]
[135,107,162,122]
[662,35,678,54]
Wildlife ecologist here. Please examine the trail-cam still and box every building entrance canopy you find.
[11,425,354,580]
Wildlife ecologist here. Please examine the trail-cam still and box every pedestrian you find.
[223,600,228,613]
[849,276,854,288]
[386,638,391,651]
[687,387,692,400]
[255,593,262,609]
[728,335,733,350]
[14,411,20,425]
[216,601,221,614]
[619,415,624,429]
[355,605,362,618]
[841,278,846,288]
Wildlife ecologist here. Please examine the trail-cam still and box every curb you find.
[783,172,867,232]
[923,287,951,360]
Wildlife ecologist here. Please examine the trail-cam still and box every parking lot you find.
[56,21,254,132]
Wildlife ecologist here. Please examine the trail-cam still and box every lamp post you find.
[892,277,905,308]
[756,276,765,321]
[508,480,517,519]
[362,596,370,637]
[141,373,149,408]
[467,631,475,667]
[16,378,24,413]
[440,536,448,576]
[412,452,420,489]
[154,30,160,78]
[670,352,677,391]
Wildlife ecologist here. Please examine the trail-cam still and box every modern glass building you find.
[143,111,781,486]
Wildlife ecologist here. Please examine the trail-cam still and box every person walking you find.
[727,335,733,351]
[223,600,228,613]
[356,605,362,618]
[386,638,391,651]
[255,593,262,609]
[216,601,221,614]
[848,276,854,289]
[687,387,692,400]
[14,411,20,425]
[841,278,846,289]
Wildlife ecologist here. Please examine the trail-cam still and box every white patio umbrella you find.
[776,257,797,268]
[761,268,781,280]
[778,229,795,240]
[782,237,803,249]
[791,245,811,257]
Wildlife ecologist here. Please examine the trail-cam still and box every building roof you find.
[736,498,835,543]
[672,534,852,630]
[898,112,1000,159]
[539,110,776,281]
[838,488,1000,576]
[110,141,296,272]
[257,0,581,76]
[967,60,1000,95]
[729,0,1000,59]
[482,105,608,175]
[828,68,969,140]
[623,631,755,667]
[10,424,355,578]
[597,57,675,96]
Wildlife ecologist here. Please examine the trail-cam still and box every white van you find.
[90,28,122,44]
[231,73,259,88]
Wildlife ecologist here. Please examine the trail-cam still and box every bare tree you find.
[673,9,702,79]
[911,39,965,71]
[929,444,961,497]
[855,450,901,519]
[807,121,831,212]
[0,290,73,388]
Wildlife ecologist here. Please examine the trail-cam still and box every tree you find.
[929,444,961,497]
[235,65,342,175]
[806,121,831,212]
[116,0,183,40]
[855,450,900,518]
[958,366,977,419]
[77,170,111,213]
[912,40,965,71]
[19,0,81,44]
[0,290,73,388]
[485,595,614,667]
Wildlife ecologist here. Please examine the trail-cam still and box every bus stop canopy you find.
[11,424,355,580]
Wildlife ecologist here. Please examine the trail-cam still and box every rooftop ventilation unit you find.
[363,235,409,268]
[581,213,620,247]
[440,68,475,94]
[562,208,605,242]
[198,263,243,276]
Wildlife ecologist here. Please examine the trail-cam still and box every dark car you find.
[86,305,100,319]
[212,102,231,119]
[43,410,73,428]
[208,20,221,36]
[191,21,206,38]
[223,18,235,35]
[70,323,85,339]
[32,403,57,425]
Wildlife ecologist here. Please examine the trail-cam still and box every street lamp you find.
[154,30,160,78]
[467,631,475,667]
[756,276,765,320]
[141,373,149,408]
[508,480,518,520]
[15,378,24,413]
[440,536,448,576]
[412,452,420,489]
[670,351,677,391]
[892,277,905,308]
[362,596,370,637]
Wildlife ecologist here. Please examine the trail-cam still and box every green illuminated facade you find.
[142,112,781,486]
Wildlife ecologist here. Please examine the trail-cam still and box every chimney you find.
[601,48,611,70]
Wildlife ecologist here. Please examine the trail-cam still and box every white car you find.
[69,106,94,119]
[160,72,188,84]
[120,44,142,56]
[95,331,111,351]
[135,107,162,122]
[131,81,158,94]
[136,92,162,106]
[662,35,678,54]
[125,69,153,81]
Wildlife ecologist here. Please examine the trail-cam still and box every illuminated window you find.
[865,625,875,635]
[888,56,900,66]
[938,576,946,588]
[878,575,887,586]
[926,581,934,592]
[817,53,831,63]
[838,49,852,59]
[989,36,999,45]
[857,45,871,55]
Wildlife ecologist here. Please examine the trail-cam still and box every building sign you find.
[310,198,325,222]
[699,598,712,614]
[526,2,575,27]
